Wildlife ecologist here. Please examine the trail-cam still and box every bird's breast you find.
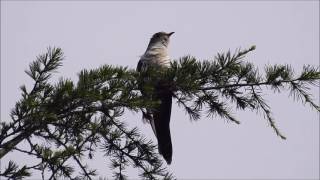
[143,48,170,67]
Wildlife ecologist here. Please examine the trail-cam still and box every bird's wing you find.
[137,56,149,72]
[137,57,157,136]
[136,58,143,72]
[149,117,157,137]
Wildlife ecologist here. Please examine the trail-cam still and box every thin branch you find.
[251,86,286,140]
[200,78,313,91]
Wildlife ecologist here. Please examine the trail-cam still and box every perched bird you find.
[137,32,174,164]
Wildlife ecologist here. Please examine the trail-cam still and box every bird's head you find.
[148,32,174,48]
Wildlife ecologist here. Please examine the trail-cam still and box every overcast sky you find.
[1,1,319,179]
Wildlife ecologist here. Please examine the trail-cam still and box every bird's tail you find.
[153,89,172,164]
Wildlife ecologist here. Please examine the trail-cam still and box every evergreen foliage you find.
[0,46,319,179]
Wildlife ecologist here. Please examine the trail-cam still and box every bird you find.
[136,32,174,164]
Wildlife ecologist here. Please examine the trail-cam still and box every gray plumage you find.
[137,32,174,164]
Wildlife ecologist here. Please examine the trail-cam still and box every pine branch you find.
[1,46,318,179]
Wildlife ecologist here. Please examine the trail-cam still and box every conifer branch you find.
[1,46,318,179]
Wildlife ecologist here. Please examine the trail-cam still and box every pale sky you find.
[1,1,319,179]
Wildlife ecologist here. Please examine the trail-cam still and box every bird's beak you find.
[168,32,175,37]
